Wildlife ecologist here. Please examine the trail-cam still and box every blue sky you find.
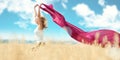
[0,0,120,41]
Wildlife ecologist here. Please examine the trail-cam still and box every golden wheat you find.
[0,32,120,60]
[1,42,118,60]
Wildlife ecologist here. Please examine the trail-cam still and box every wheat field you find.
[0,41,120,60]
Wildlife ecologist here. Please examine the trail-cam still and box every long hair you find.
[40,17,47,29]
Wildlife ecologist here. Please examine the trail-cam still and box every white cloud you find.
[36,0,59,4]
[62,0,68,3]
[14,20,29,29]
[73,3,120,32]
[103,5,118,20]
[0,0,8,14]
[72,3,95,17]
[61,0,68,9]
[98,0,105,6]
[0,0,36,29]
[61,3,67,9]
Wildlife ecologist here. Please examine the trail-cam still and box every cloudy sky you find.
[0,0,120,41]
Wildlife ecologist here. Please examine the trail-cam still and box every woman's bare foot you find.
[37,42,46,46]
[32,42,46,50]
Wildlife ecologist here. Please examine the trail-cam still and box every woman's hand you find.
[39,3,44,8]
[34,4,39,8]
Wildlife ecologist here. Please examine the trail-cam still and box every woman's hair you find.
[40,17,47,28]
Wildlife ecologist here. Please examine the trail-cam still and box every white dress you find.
[34,26,44,43]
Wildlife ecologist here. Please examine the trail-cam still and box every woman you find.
[34,4,47,47]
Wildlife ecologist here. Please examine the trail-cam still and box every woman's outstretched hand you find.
[39,3,43,7]
[34,4,39,8]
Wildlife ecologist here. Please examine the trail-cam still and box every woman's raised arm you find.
[34,4,39,17]
[38,4,41,17]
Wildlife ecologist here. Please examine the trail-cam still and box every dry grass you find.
[0,33,120,60]
[0,41,120,60]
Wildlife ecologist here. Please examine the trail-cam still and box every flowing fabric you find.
[40,4,120,47]
[40,4,88,42]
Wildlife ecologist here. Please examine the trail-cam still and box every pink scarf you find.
[40,4,120,47]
